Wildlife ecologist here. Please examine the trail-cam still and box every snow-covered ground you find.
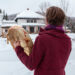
[0,33,75,75]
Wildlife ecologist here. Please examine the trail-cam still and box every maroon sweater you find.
[15,28,71,75]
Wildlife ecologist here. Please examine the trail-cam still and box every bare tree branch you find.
[60,0,69,13]
[39,2,51,16]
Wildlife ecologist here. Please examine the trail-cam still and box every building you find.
[0,27,2,37]
[1,9,45,37]
[1,20,17,37]
[0,13,3,36]
[15,9,45,33]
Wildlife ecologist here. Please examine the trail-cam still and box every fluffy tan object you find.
[6,26,33,56]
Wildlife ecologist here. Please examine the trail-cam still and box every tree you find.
[39,2,51,16]
[5,14,8,20]
[59,0,69,13]
[59,0,71,31]
[69,18,75,33]
[0,9,2,13]
[3,13,8,20]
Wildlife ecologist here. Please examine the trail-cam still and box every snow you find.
[15,10,44,19]
[0,33,75,75]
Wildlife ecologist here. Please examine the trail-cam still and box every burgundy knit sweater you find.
[15,28,71,75]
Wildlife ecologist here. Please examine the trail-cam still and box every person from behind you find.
[13,6,72,75]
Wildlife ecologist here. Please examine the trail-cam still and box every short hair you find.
[46,6,65,26]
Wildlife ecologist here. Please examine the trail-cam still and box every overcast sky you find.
[0,0,75,17]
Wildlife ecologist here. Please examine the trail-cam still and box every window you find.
[27,19,37,23]
[30,26,34,33]
[27,19,30,23]
[31,19,33,23]
[38,27,40,31]
[34,19,37,23]
[23,26,26,29]
[5,29,8,32]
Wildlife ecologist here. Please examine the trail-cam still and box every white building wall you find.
[34,26,38,33]
[37,19,44,24]
[0,13,3,36]
[26,26,30,32]
[17,19,27,24]
[0,27,2,36]
[17,18,45,24]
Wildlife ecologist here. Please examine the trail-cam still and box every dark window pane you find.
[30,26,34,33]
[5,29,8,32]
[38,27,40,31]
[27,19,30,23]
[23,26,26,29]
[31,19,33,23]
[34,19,36,23]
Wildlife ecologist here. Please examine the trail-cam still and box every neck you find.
[45,24,64,32]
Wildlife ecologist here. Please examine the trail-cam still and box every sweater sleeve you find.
[15,36,44,71]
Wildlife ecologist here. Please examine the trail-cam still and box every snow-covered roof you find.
[15,10,44,20]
